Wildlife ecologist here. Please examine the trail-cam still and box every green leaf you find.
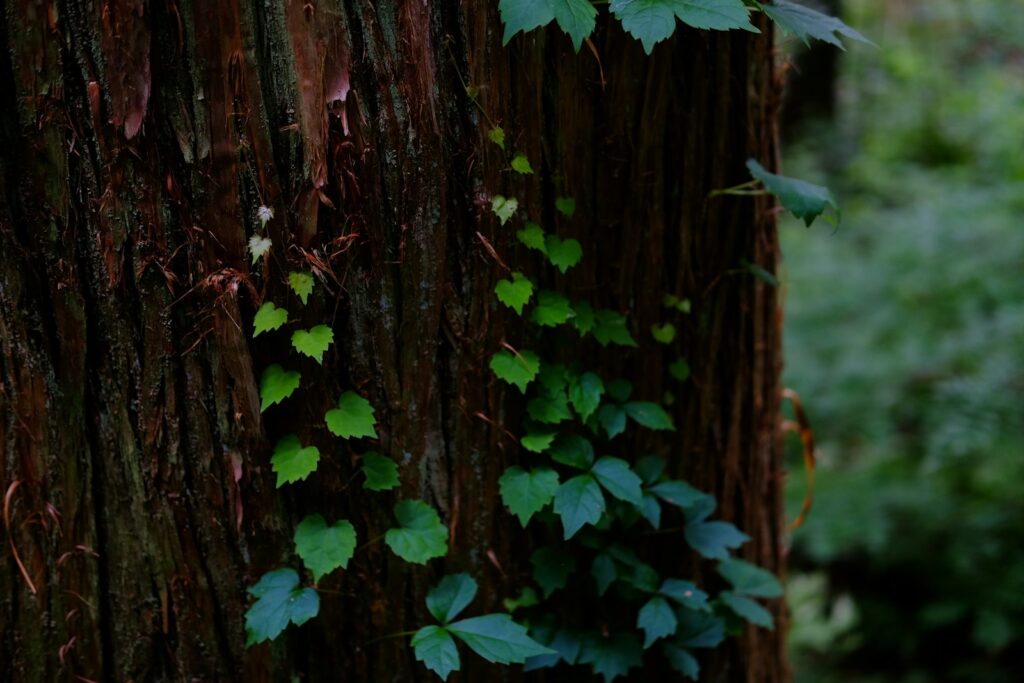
[634,455,666,485]
[639,492,662,528]
[591,553,618,596]
[325,391,378,439]
[719,591,774,629]
[531,290,574,327]
[259,364,301,411]
[579,632,643,683]
[650,480,709,508]
[290,325,334,364]
[495,272,534,315]
[385,500,449,564]
[490,348,541,393]
[551,0,598,51]
[521,429,557,453]
[293,515,356,582]
[448,614,556,663]
[637,596,678,648]
[739,258,780,287]
[499,466,560,526]
[253,302,288,337]
[427,573,478,623]
[248,235,272,263]
[572,301,595,334]
[516,222,548,253]
[669,358,691,381]
[499,0,557,44]
[650,322,676,344]
[245,568,319,646]
[747,159,840,227]
[598,404,627,439]
[531,546,576,597]
[511,152,534,174]
[761,0,871,49]
[663,644,700,679]
[271,434,320,486]
[549,433,595,469]
[527,392,572,424]
[593,309,637,346]
[503,586,539,613]
[491,195,519,225]
[659,579,710,611]
[553,474,606,539]
[676,608,726,648]
[544,235,583,273]
[624,401,675,430]
[568,371,604,422]
[684,520,749,559]
[489,126,506,150]
[412,626,460,680]
[717,558,783,598]
[288,271,314,305]
[555,196,576,218]
[591,457,644,505]
[607,379,634,402]
[361,451,399,491]
[611,0,756,54]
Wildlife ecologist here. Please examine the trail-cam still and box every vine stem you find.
[355,534,386,554]
[708,180,763,197]
[367,629,420,645]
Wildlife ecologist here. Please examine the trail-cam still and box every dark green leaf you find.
[598,404,628,439]
[624,401,675,430]
[669,358,691,381]
[490,348,541,393]
[591,457,644,505]
[606,378,634,402]
[634,455,666,485]
[499,466,560,526]
[719,591,774,629]
[717,558,783,598]
[411,626,460,680]
[637,596,678,648]
[591,553,618,596]
[549,433,595,469]
[502,586,540,613]
[259,364,301,411]
[684,520,749,560]
[650,480,709,509]
[531,546,576,597]
[663,643,700,679]
[361,451,399,491]
[659,579,710,611]
[448,614,556,663]
[592,309,637,346]
[747,159,840,227]
[521,429,558,453]
[761,0,871,49]
[638,492,662,528]
[294,515,356,582]
[427,573,478,623]
[527,391,572,424]
[385,500,449,564]
[245,568,320,646]
[517,222,548,253]
[325,391,378,439]
[554,474,606,538]
[531,290,574,327]
[544,235,583,273]
[568,371,604,421]
[676,608,726,648]
[579,632,644,683]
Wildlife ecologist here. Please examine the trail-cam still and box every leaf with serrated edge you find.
[762,0,870,49]
[553,474,605,539]
[325,391,378,439]
[531,546,576,597]
[385,499,449,564]
[253,302,288,337]
[568,372,604,422]
[249,235,272,263]
[548,433,595,469]
[490,349,540,393]
[499,467,560,526]
[591,457,643,505]
[448,614,555,663]
[637,596,678,648]
[271,434,320,486]
[624,401,675,430]
[521,429,557,453]
[579,632,643,683]
[245,568,320,646]
[717,558,783,598]
[517,222,548,252]
[489,127,506,150]
[544,235,583,273]
[495,272,534,315]
[291,325,334,364]
[259,364,301,411]
[720,591,774,629]
[748,159,840,227]
[491,195,519,225]
[684,520,749,560]
[288,271,314,305]
[361,452,399,491]
[294,515,356,582]
[511,152,534,174]
[411,626,460,680]
[427,573,479,624]
[531,290,574,327]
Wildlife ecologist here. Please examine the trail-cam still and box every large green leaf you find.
[495,272,534,315]
[548,433,595,469]
[761,0,870,49]
[448,614,555,663]
[499,0,557,44]
[530,546,576,597]
[293,515,356,582]
[591,457,644,505]
[411,626,460,680]
[361,451,399,491]
[719,591,774,629]
[325,391,378,439]
[531,290,574,327]
[259,364,301,411]
[747,159,840,227]
[550,0,599,51]
[663,643,700,679]
[288,271,315,305]
[521,428,557,453]
[624,401,675,430]
[271,434,320,486]
[579,632,644,682]
[500,466,560,526]
[592,309,637,346]
[568,371,604,421]
[650,480,709,509]
[611,0,755,54]
[253,301,288,337]
[527,391,572,424]
[659,579,710,611]
[637,595,678,648]
[553,474,606,539]
[245,568,320,646]
[385,500,449,564]
[291,325,334,364]
[517,222,548,253]
[544,235,583,273]
[717,558,783,598]
[490,349,541,393]
[684,519,749,559]
[427,573,478,624]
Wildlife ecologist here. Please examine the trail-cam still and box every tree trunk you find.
[0,2,786,681]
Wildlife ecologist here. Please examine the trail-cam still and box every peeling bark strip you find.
[0,2,785,681]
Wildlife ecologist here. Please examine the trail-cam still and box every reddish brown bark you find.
[0,2,786,681]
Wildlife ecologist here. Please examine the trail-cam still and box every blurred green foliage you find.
[780,1,1024,681]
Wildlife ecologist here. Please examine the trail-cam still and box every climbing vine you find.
[241,1,850,680]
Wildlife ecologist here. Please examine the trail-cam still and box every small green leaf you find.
[495,272,534,315]
[684,520,749,560]
[719,591,774,629]
[639,492,662,528]
[499,466,560,526]
[598,404,627,439]
[412,626,460,680]
[591,457,644,505]
[607,379,634,402]
[271,434,320,486]
[503,586,539,613]
[553,474,605,539]
[491,195,519,225]
[659,579,710,611]
[572,301,595,334]
[511,152,534,174]
[650,322,676,344]
[325,391,378,439]
[516,222,548,253]
[499,0,556,44]
[555,196,576,218]
[288,271,314,305]
[427,573,478,624]
[294,515,356,582]
[259,364,301,411]
[248,235,272,263]
[253,301,288,337]
[527,392,572,424]
[361,451,399,491]
[385,499,449,564]
[245,568,320,646]
[669,358,691,381]
[490,349,541,393]
[761,0,871,49]
[591,553,618,596]
[489,126,506,150]
[593,309,637,346]
[676,608,726,648]
[739,258,780,287]
[257,205,274,227]
[448,614,556,664]
[717,558,783,598]
[544,235,583,273]
[747,159,840,227]
[549,433,595,469]
[634,455,666,485]
[579,632,643,683]
[650,480,709,509]
[531,290,574,327]
[291,325,334,364]
[663,644,700,679]
[624,401,675,430]
[530,546,576,597]
[568,372,604,422]
[521,429,557,453]
[638,596,677,648]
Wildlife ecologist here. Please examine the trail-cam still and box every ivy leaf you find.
[427,573,478,623]
[719,591,774,629]
[448,614,556,664]
[611,0,756,54]
[291,325,334,364]
[325,391,378,439]
[491,195,519,225]
[571,301,595,335]
[361,451,399,491]
[637,596,678,648]
[503,586,540,613]
[271,434,320,486]
[650,480,709,509]
[663,643,700,679]
[257,205,274,227]
[717,558,783,598]
[551,0,599,51]
[288,271,314,305]
[521,428,557,453]
[516,222,548,253]
[684,520,749,560]
[591,554,618,596]
[761,0,871,49]
[669,358,691,381]
[490,349,541,393]
[555,196,576,218]
[253,301,288,337]
[412,626,460,680]
[747,159,840,227]
[489,126,506,150]
[293,515,356,582]
[499,0,556,44]
[511,152,534,174]
[527,392,572,424]
[259,364,301,411]
[549,433,595,469]
[650,322,676,344]
[245,568,319,646]
[593,309,637,346]
[740,258,779,287]
[531,290,574,327]
[553,474,606,539]
[659,579,710,611]
[385,499,449,564]
[624,401,675,430]
[495,272,534,315]
[499,466,560,526]
[607,379,634,402]
[531,546,576,597]
[672,0,756,30]
[598,404,627,439]
[568,371,604,421]
[579,632,643,683]
[639,492,662,528]
[544,235,583,273]
[634,455,666,485]
[676,608,726,648]
[248,235,272,263]
[591,457,644,505]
